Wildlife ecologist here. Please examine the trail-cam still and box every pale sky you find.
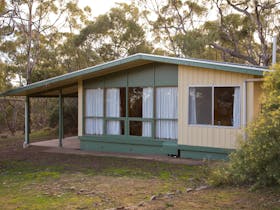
[78,0,131,17]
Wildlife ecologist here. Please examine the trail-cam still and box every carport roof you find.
[0,53,269,97]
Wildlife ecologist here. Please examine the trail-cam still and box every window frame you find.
[155,86,178,140]
[83,85,179,140]
[187,85,241,129]
[84,88,104,135]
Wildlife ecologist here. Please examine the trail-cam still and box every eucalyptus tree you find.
[138,0,214,58]
[74,3,153,62]
[0,0,91,84]
[205,0,280,66]
[138,0,280,65]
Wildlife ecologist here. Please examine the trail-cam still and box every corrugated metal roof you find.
[0,53,269,96]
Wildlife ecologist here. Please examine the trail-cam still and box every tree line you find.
[0,0,279,135]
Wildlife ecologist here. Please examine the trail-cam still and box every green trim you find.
[178,144,234,160]
[79,136,178,155]
[155,63,178,86]
[82,82,85,135]
[82,65,179,141]
[141,54,267,76]
[127,64,154,87]
[1,53,267,96]
[152,65,156,139]
[80,135,165,145]
[85,116,108,119]
[103,86,106,134]
[127,117,153,121]
[125,77,129,136]
[78,136,234,160]
[58,89,64,147]
[24,96,30,145]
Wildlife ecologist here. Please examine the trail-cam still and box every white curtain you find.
[85,118,103,135]
[156,120,178,139]
[142,87,153,137]
[156,87,178,139]
[85,89,104,135]
[233,87,240,127]
[106,88,121,134]
[189,87,197,124]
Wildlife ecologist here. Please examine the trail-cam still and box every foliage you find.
[139,0,210,57]
[209,64,280,187]
[57,33,102,73]
[139,0,280,65]
[0,0,92,84]
[49,98,78,135]
[74,3,153,62]
[0,98,24,135]
[204,0,280,66]
[0,62,12,92]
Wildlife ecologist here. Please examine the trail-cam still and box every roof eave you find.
[0,53,268,97]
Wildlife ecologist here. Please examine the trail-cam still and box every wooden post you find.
[24,96,30,148]
[59,89,64,147]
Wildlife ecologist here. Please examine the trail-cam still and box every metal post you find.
[24,96,30,148]
[59,89,64,147]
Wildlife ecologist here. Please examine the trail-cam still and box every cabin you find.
[0,54,268,159]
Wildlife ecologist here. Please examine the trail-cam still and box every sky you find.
[78,0,131,17]
[11,0,131,87]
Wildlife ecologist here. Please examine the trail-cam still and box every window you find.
[189,86,240,127]
[129,121,142,136]
[128,87,153,137]
[128,87,143,117]
[106,88,126,118]
[85,89,104,135]
[156,87,178,139]
[84,86,178,140]
[142,87,153,137]
[107,120,125,135]
[189,87,212,125]
[214,87,235,126]
[106,88,126,135]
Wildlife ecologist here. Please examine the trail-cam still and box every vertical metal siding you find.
[178,65,258,149]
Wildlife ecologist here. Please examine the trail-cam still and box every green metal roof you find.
[0,53,269,96]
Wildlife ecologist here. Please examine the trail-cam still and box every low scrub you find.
[209,64,280,188]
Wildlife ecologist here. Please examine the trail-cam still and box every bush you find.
[209,64,280,188]
[49,98,78,135]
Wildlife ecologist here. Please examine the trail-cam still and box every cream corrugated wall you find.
[78,80,83,136]
[178,65,259,149]
[253,82,263,118]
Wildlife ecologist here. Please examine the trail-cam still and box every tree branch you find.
[211,42,259,65]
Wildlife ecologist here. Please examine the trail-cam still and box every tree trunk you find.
[26,0,33,84]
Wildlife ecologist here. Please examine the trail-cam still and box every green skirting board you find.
[178,145,234,160]
[79,136,234,160]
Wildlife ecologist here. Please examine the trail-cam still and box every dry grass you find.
[0,135,279,210]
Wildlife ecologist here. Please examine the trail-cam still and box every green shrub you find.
[209,64,280,188]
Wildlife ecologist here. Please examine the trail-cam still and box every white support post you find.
[243,81,247,140]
